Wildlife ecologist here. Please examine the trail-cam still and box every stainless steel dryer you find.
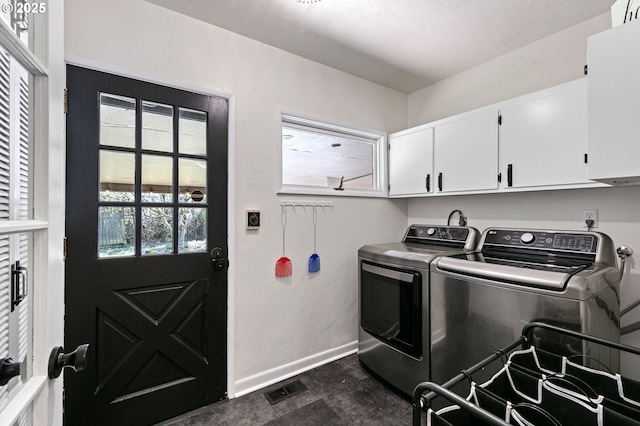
[430,228,621,390]
[358,225,480,397]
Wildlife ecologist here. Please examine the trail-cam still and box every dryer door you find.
[360,261,423,359]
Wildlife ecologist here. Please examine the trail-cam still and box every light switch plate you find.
[247,210,260,230]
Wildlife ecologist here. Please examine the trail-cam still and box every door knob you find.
[210,246,228,271]
[0,358,21,386]
[48,344,89,379]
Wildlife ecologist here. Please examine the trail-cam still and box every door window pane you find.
[178,208,206,253]
[98,207,135,258]
[179,108,206,156]
[141,154,173,202]
[96,96,209,258]
[142,101,173,153]
[99,150,135,202]
[142,207,173,255]
[178,158,206,203]
[100,94,136,149]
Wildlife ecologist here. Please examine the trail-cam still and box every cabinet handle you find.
[426,174,431,192]
[507,164,513,187]
[438,173,443,192]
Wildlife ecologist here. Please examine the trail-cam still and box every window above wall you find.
[277,111,387,197]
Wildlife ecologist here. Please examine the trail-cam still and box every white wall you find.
[408,13,611,126]
[64,0,409,397]
[406,12,640,373]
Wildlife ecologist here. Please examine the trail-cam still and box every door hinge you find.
[498,115,502,125]
[584,64,588,75]
[64,89,68,114]
[63,237,67,260]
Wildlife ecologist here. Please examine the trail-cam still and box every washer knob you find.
[427,227,437,236]
[520,232,535,244]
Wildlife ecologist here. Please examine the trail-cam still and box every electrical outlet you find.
[582,209,598,229]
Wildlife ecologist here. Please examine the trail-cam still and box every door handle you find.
[0,358,21,386]
[48,344,89,379]
[210,247,229,271]
[11,261,27,312]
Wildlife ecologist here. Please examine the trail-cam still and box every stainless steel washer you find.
[358,225,480,396]
[430,227,621,390]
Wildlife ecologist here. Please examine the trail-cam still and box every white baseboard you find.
[233,341,358,398]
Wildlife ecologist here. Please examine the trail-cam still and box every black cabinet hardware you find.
[11,261,27,312]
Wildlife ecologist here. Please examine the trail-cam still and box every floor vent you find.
[264,379,308,405]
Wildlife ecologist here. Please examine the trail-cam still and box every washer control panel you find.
[484,229,597,253]
[404,225,470,242]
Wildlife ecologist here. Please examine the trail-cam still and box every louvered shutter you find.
[0,48,9,220]
[17,76,30,373]
[0,47,10,412]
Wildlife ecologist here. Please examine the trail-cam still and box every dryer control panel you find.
[404,225,470,243]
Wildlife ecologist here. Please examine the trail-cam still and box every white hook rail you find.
[280,200,334,212]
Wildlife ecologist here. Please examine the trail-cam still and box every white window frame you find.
[276,109,388,198]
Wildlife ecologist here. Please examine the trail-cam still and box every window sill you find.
[278,185,388,198]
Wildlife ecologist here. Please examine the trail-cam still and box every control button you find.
[520,232,535,244]
[504,235,512,241]
[546,238,553,244]
[427,227,437,236]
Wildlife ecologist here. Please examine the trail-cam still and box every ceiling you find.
[144,0,614,93]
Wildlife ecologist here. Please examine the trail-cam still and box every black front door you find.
[64,65,228,425]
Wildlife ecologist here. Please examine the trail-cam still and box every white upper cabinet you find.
[500,79,590,189]
[434,109,499,193]
[388,78,602,198]
[388,126,434,196]
[588,19,640,184]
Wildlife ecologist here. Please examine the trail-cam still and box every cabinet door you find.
[389,127,433,196]
[434,110,498,193]
[500,80,589,189]
[588,20,640,184]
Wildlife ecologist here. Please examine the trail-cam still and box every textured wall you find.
[65,0,409,396]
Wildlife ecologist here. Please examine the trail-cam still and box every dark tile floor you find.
[158,354,412,426]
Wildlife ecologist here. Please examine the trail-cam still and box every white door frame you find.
[0,1,65,425]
